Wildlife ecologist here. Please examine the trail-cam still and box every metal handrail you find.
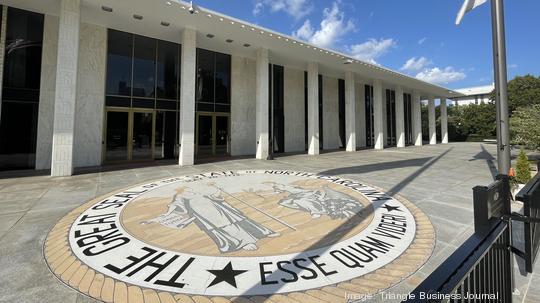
[403,220,509,302]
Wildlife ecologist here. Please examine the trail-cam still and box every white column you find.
[51,0,81,177]
[255,48,269,159]
[395,86,405,148]
[307,62,319,155]
[345,72,356,152]
[428,97,436,145]
[441,98,449,144]
[179,28,197,166]
[0,6,7,124]
[413,91,423,146]
[356,83,366,148]
[373,79,384,150]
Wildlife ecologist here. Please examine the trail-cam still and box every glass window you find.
[156,40,179,100]
[106,30,133,96]
[133,35,156,98]
[3,7,44,92]
[215,52,230,104]
[196,48,215,103]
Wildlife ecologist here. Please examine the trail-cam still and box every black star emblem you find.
[382,204,402,212]
[207,262,247,288]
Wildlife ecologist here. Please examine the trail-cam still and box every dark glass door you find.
[105,111,129,162]
[386,89,397,147]
[132,112,154,160]
[215,115,230,156]
[197,114,213,157]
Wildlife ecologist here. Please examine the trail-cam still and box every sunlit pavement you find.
[0,142,537,302]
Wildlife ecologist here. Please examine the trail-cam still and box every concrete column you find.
[51,0,81,177]
[373,79,384,150]
[0,6,7,124]
[345,72,356,152]
[356,83,366,148]
[395,86,405,148]
[441,98,449,144]
[428,97,436,145]
[255,48,269,159]
[413,91,423,146]
[307,62,319,155]
[179,28,197,166]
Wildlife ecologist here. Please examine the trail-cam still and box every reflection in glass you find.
[196,49,215,103]
[155,111,178,159]
[0,7,44,170]
[215,116,229,155]
[215,53,230,104]
[105,112,129,161]
[157,41,179,100]
[133,35,156,98]
[197,115,213,157]
[106,30,132,96]
[132,112,153,160]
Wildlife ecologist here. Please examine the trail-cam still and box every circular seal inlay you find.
[44,170,435,302]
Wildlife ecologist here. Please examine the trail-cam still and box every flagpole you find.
[491,0,511,175]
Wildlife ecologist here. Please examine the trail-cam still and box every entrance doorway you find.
[196,113,230,158]
[104,109,155,163]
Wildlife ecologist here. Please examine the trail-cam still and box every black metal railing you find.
[403,219,512,303]
[404,165,540,303]
[404,176,514,303]
[516,165,540,273]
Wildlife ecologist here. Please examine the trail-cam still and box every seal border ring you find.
[43,172,435,303]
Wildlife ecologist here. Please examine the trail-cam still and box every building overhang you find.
[6,0,465,99]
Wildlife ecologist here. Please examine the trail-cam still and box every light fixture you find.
[166,1,172,5]
[161,21,170,27]
[343,59,353,65]
[226,39,234,43]
[101,6,113,12]
[243,43,251,47]
[133,14,143,20]
[206,34,215,38]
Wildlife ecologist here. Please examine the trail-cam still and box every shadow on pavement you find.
[237,147,453,298]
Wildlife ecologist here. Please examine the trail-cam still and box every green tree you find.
[515,149,531,184]
[510,104,540,150]
[489,75,540,113]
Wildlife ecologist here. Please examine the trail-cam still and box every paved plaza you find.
[0,142,538,303]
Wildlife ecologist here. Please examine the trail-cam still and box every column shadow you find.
[234,147,453,299]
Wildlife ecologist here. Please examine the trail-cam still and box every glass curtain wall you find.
[404,93,413,145]
[269,64,284,153]
[338,79,345,148]
[318,75,323,149]
[386,89,396,147]
[365,85,375,147]
[0,8,44,170]
[195,48,231,113]
[105,29,181,160]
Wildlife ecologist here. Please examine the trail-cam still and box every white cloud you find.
[509,63,518,69]
[401,57,433,72]
[418,37,427,45]
[415,67,466,85]
[347,38,396,64]
[253,0,313,20]
[293,1,355,48]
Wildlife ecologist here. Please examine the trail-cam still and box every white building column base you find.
[345,71,356,152]
[179,28,197,166]
[51,0,81,177]
[307,62,319,155]
[428,97,436,145]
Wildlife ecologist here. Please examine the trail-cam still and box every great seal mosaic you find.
[44,170,435,302]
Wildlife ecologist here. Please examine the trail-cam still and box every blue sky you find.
[192,0,539,89]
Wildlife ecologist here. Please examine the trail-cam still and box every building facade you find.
[453,84,495,106]
[0,0,463,176]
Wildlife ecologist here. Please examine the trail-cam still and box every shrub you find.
[515,149,531,184]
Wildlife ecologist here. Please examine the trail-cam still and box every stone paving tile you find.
[0,142,537,303]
